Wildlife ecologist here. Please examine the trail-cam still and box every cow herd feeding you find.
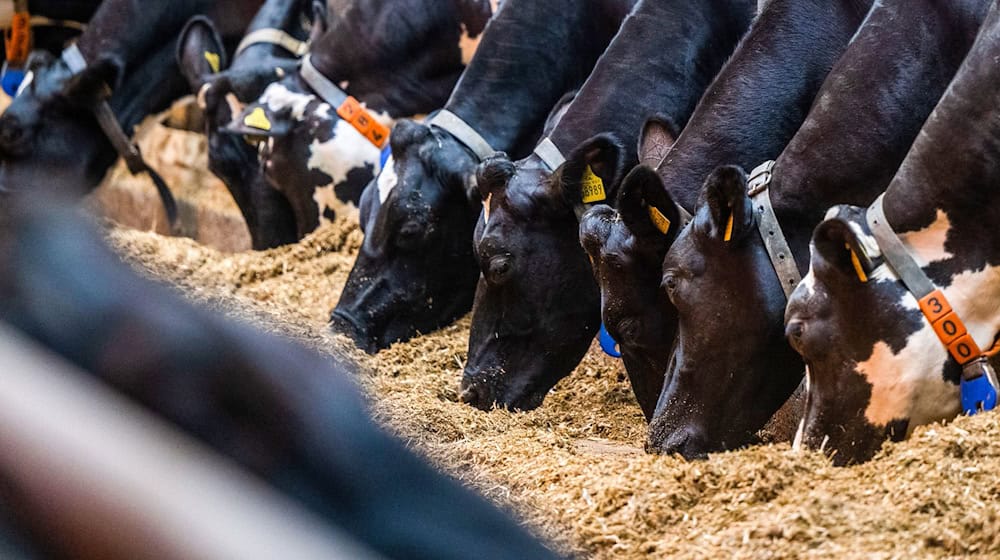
[0,0,999,554]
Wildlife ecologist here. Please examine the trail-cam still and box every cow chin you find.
[458,366,550,412]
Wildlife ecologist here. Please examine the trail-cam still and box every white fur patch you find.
[259,83,315,121]
[899,210,954,266]
[377,156,399,204]
[15,71,32,97]
[307,118,381,224]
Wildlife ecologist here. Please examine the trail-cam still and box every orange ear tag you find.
[847,244,868,283]
[723,212,734,242]
[648,206,671,235]
[581,165,606,204]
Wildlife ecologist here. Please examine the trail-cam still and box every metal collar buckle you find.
[747,160,775,197]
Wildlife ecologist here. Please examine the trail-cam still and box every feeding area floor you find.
[106,217,1000,559]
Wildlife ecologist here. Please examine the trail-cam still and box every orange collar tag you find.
[648,206,671,235]
[5,12,30,65]
[336,96,389,149]
[580,165,606,204]
[918,289,982,365]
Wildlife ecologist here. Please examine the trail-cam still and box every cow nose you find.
[459,377,495,411]
[646,425,710,459]
[330,309,377,354]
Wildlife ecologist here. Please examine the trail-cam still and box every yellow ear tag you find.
[203,51,221,74]
[848,244,868,283]
[483,192,492,224]
[581,165,607,204]
[723,212,735,242]
[648,206,671,235]
[244,107,272,131]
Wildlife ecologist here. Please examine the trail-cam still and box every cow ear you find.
[476,152,515,201]
[637,115,678,168]
[62,53,124,104]
[225,100,293,138]
[812,214,875,284]
[558,134,626,209]
[308,1,328,44]
[617,165,681,240]
[453,0,493,37]
[699,165,754,244]
[177,16,227,92]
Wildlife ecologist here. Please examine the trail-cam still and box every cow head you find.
[460,135,627,411]
[177,15,300,248]
[0,49,125,194]
[577,121,679,421]
[785,205,964,465]
[647,165,803,457]
[330,119,482,353]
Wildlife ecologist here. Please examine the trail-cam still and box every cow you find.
[178,0,317,249]
[0,0,262,213]
[329,0,637,354]
[225,0,495,239]
[646,0,991,458]
[470,1,864,408]
[785,0,1000,466]
[460,0,755,412]
[0,197,564,560]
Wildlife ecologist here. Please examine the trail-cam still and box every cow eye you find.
[395,221,424,250]
[662,270,680,300]
[487,254,513,284]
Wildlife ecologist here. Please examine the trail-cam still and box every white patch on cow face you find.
[377,156,398,204]
[899,210,954,266]
[259,83,314,121]
[15,70,32,97]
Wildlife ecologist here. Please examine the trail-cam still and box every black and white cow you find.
[0,0,261,198]
[178,0,317,249]
[226,0,494,239]
[329,0,636,354]
[461,0,754,412]
[0,198,564,560]
[646,0,990,458]
[785,0,1000,465]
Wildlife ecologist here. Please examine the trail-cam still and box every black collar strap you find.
[300,55,388,148]
[426,109,495,161]
[744,160,801,299]
[235,28,309,58]
[61,44,178,228]
[866,194,1000,386]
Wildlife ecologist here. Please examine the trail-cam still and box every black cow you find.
[226,0,494,240]
[330,0,636,354]
[0,0,261,200]
[0,197,563,560]
[178,0,317,249]
[461,0,754,412]
[785,0,1000,465]
[649,0,990,458]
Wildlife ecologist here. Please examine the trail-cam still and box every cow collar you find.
[426,109,495,162]
[60,43,178,228]
[235,28,309,58]
[742,160,801,299]
[299,55,389,149]
[865,194,999,415]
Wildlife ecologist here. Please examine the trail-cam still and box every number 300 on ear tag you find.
[581,165,606,204]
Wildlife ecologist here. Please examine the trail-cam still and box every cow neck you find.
[656,0,873,215]
[547,0,750,178]
[444,0,625,156]
[766,0,990,272]
[232,0,311,59]
[76,0,209,65]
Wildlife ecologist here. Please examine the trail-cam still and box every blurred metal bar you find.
[0,324,381,560]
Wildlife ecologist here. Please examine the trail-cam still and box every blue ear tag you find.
[961,373,998,416]
[379,144,392,170]
[599,323,621,358]
[1,63,26,97]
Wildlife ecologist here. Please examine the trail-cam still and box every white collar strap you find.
[533,137,566,171]
[299,55,348,108]
[426,109,495,161]
[236,28,309,58]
